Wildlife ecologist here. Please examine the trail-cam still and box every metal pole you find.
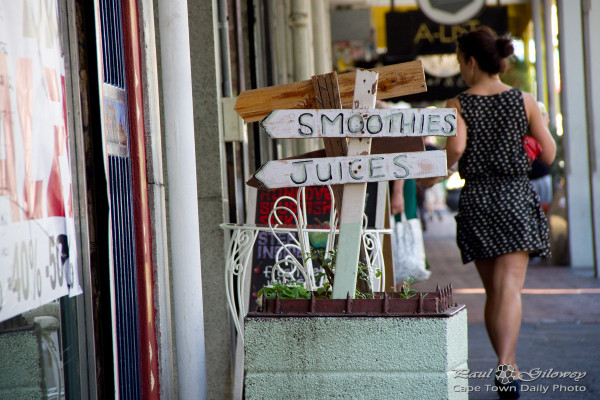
[252,0,274,163]
[218,0,232,98]
[157,0,208,398]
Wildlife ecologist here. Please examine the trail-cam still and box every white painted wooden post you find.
[332,70,379,299]
[157,0,207,396]
[557,1,594,268]
[583,1,600,275]
[542,0,557,130]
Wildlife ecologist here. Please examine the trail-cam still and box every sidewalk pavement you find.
[412,209,600,399]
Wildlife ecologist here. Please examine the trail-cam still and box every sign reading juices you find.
[250,151,447,190]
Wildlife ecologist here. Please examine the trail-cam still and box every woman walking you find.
[422,26,556,399]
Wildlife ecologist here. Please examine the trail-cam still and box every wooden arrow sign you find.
[247,150,447,190]
[260,108,457,139]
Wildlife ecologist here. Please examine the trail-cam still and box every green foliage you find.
[501,56,532,94]
[304,247,379,299]
[355,260,374,299]
[396,277,421,299]
[306,248,336,298]
[257,281,311,300]
[258,248,426,302]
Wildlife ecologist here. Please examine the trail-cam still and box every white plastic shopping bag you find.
[392,213,430,284]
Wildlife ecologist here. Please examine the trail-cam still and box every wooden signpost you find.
[235,61,455,299]
[333,70,380,298]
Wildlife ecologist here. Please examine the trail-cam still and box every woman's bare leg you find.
[475,251,529,375]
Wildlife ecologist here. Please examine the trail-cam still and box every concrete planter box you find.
[244,307,468,399]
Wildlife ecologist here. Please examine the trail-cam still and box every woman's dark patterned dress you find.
[455,88,551,264]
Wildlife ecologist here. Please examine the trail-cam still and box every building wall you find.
[187,0,232,398]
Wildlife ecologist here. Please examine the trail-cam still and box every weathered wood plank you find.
[257,138,427,162]
[371,137,424,154]
[311,73,348,158]
[261,108,457,139]
[235,60,426,123]
[312,72,346,216]
[339,61,426,109]
[247,150,448,190]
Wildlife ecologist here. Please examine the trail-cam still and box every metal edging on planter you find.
[248,284,464,318]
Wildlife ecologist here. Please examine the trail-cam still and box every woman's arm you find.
[523,92,556,165]
[418,98,466,188]
[444,97,467,170]
[390,179,405,215]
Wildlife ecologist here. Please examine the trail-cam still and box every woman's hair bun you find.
[496,37,514,58]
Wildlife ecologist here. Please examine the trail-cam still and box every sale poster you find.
[0,0,80,322]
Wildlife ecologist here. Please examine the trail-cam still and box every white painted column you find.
[290,0,314,81]
[138,0,176,397]
[557,1,594,268]
[543,0,557,130]
[531,0,546,103]
[157,0,208,398]
[290,0,317,155]
[582,0,600,276]
[270,0,293,159]
[270,0,291,85]
[311,0,333,75]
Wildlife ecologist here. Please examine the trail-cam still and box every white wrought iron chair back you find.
[222,185,388,340]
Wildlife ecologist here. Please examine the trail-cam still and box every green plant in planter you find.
[396,277,421,299]
[257,281,311,300]
[257,247,423,302]
[305,248,336,298]
[304,247,378,299]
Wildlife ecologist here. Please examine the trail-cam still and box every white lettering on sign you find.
[0,221,76,321]
[251,150,447,189]
[260,108,456,139]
